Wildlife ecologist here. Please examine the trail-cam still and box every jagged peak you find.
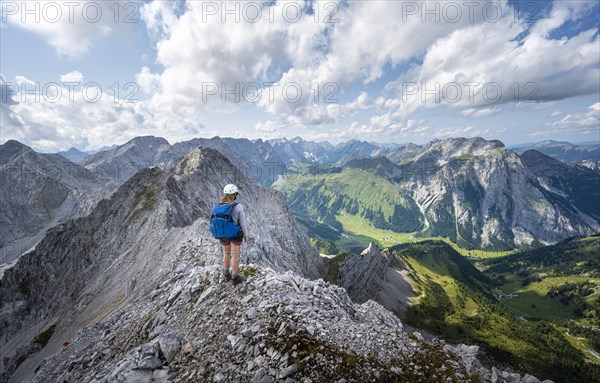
[174,146,238,176]
[361,242,380,256]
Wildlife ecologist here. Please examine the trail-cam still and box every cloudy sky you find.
[1,0,599,152]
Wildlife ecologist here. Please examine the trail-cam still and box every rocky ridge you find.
[28,264,551,383]
[0,147,324,380]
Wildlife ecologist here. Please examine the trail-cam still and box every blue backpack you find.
[209,202,241,239]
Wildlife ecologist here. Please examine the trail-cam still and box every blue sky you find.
[1,0,599,152]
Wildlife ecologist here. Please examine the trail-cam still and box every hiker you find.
[209,184,249,285]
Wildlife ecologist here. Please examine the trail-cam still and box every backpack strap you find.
[226,201,238,216]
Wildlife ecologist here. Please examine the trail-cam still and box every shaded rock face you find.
[337,243,390,303]
[13,264,550,383]
[0,147,325,375]
[0,140,108,263]
[335,243,416,316]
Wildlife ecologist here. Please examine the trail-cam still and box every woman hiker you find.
[210,184,249,285]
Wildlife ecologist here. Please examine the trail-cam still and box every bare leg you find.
[222,243,231,272]
[231,243,241,276]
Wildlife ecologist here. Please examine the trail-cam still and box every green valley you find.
[278,165,514,257]
[386,239,600,383]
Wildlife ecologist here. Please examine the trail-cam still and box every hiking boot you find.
[223,273,232,283]
[231,274,245,286]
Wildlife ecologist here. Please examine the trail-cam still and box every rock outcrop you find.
[335,243,416,316]
[14,265,553,383]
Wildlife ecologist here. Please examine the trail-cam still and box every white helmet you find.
[223,184,239,195]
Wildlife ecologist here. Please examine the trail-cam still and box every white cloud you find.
[387,0,599,116]
[2,0,116,58]
[137,0,502,125]
[461,107,501,118]
[550,103,600,130]
[1,73,205,152]
[531,102,600,137]
[60,71,84,83]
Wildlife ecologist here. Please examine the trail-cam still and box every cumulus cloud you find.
[549,103,600,130]
[0,73,205,152]
[530,102,600,137]
[137,0,503,125]
[60,71,84,83]
[1,0,118,58]
[387,0,599,116]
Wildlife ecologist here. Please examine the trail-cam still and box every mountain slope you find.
[277,164,424,248]
[0,147,325,380]
[268,136,332,163]
[520,149,600,225]
[83,136,287,187]
[55,147,89,164]
[278,137,600,251]
[80,136,171,186]
[329,240,599,382]
[405,138,599,249]
[0,140,107,264]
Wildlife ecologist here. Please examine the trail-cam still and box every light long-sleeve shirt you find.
[232,204,248,237]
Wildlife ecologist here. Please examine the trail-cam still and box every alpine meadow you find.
[1,1,599,383]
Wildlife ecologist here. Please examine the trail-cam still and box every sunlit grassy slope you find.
[393,240,600,383]
[277,165,516,257]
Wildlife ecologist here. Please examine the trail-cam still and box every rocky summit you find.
[27,264,551,383]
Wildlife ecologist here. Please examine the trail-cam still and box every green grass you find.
[396,241,600,383]
[404,256,479,316]
[337,212,514,258]
[242,267,258,277]
[561,329,600,364]
[498,276,599,321]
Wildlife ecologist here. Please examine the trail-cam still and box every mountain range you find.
[3,135,599,266]
[278,137,600,251]
[2,135,598,382]
[510,140,599,165]
[0,140,109,267]
[0,146,555,383]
